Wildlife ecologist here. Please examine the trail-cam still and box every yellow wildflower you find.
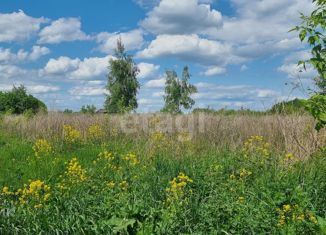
[107,181,115,188]
[65,158,87,182]
[122,153,139,166]
[88,124,104,140]
[32,139,52,158]
[63,124,81,144]
[119,180,128,190]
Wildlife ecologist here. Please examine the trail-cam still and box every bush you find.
[80,105,96,114]
[269,99,306,114]
[0,85,47,115]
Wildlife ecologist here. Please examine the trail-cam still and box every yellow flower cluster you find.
[3,180,51,208]
[63,124,81,144]
[64,158,87,183]
[106,180,128,190]
[239,168,252,178]
[229,168,252,180]
[149,131,171,154]
[177,132,192,143]
[284,153,295,161]
[1,186,14,196]
[122,153,139,166]
[107,181,115,188]
[95,151,114,162]
[118,180,128,191]
[276,204,318,226]
[166,172,193,203]
[32,139,52,158]
[93,151,121,171]
[88,124,104,140]
[243,135,271,158]
[238,196,245,204]
[149,115,161,129]
[110,128,118,137]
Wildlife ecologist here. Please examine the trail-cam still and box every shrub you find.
[0,85,47,115]
[269,99,307,114]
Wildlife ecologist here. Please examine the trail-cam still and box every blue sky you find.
[0,0,317,112]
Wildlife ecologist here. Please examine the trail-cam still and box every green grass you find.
[0,131,326,234]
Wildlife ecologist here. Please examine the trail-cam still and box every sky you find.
[0,0,318,112]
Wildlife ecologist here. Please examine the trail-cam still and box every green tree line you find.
[0,85,47,115]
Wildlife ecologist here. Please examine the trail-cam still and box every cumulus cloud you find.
[96,29,144,53]
[278,63,316,79]
[70,56,114,80]
[144,77,166,88]
[41,55,114,80]
[29,46,50,60]
[69,86,107,96]
[240,65,248,71]
[212,0,314,59]
[0,64,26,79]
[278,50,317,79]
[38,18,90,44]
[27,85,60,94]
[137,34,244,66]
[0,46,50,64]
[201,66,226,76]
[140,0,222,37]
[41,56,80,75]
[0,10,48,42]
[138,62,160,79]
[193,82,280,109]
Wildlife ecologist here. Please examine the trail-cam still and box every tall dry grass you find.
[1,112,325,157]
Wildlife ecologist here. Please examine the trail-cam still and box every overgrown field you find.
[0,114,326,234]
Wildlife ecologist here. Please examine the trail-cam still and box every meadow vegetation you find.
[0,113,325,234]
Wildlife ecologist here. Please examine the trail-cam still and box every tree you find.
[0,85,47,115]
[293,0,326,130]
[269,99,307,114]
[161,66,197,114]
[105,38,140,113]
[80,105,96,114]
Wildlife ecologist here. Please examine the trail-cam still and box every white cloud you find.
[152,91,164,97]
[29,46,50,60]
[194,83,279,99]
[138,62,160,79]
[27,85,60,94]
[96,29,144,53]
[38,18,89,44]
[134,0,160,8]
[140,0,222,37]
[0,46,50,64]
[211,0,314,59]
[69,86,107,96]
[70,56,114,80]
[201,66,226,76]
[145,77,166,88]
[137,34,244,66]
[278,63,316,79]
[41,56,80,75]
[41,55,114,80]
[0,10,48,42]
[278,50,317,79]
[283,50,311,63]
[0,64,26,79]
[240,65,248,71]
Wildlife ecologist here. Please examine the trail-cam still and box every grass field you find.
[0,113,326,234]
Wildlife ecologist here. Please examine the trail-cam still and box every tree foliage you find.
[269,99,307,114]
[161,66,197,114]
[80,105,96,114]
[0,85,47,115]
[105,39,140,113]
[293,0,326,130]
